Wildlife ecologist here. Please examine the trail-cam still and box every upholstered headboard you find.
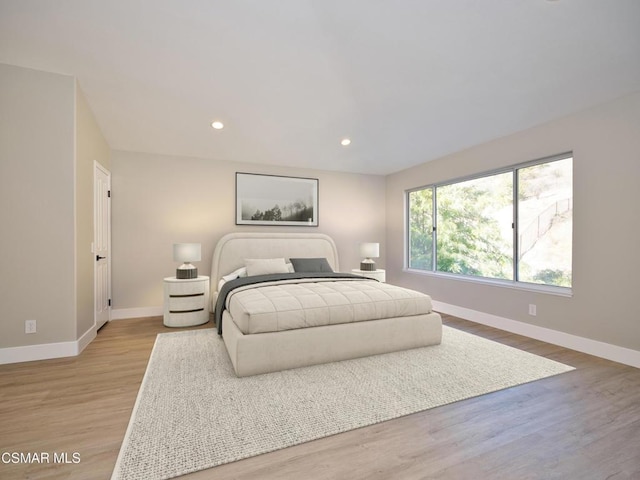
[210,232,340,289]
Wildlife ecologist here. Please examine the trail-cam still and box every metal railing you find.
[519,198,572,259]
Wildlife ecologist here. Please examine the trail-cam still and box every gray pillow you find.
[290,257,334,273]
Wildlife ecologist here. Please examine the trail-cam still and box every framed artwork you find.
[236,172,319,226]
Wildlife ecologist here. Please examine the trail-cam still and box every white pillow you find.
[222,266,247,283]
[217,266,248,293]
[286,262,295,273]
[244,258,289,276]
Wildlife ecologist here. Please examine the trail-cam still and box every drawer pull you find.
[169,308,205,314]
[170,293,204,298]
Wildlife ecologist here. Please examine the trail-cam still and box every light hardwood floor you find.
[1,315,639,480]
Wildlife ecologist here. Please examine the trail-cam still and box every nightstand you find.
[163,276,210,327]
[351,269,386,282]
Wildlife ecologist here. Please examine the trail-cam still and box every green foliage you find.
[532,269,572,287]
[409,173,512,280]
[518,162,550,201]
[436,180,512,279]
[408,189,433,269]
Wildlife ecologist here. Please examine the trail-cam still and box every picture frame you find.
[236,172,319,226]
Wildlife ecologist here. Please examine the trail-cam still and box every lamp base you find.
[176,267,198,279]
[360,261,376,271]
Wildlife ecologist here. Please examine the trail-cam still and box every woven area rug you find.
[111,326,574,480]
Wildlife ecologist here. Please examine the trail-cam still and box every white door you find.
[94,162,111,330]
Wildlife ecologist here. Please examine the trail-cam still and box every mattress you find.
[221,275,434,335]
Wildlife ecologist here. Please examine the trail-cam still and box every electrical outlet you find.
[25,320,37,334]
[528,304,537,316]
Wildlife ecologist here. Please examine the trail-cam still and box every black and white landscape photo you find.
[236,173,319,226]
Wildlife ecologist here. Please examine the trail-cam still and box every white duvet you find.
[225,278,434,334]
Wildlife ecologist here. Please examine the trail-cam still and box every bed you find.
[210,232,442,377]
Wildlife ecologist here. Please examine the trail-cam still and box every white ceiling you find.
[1,1,640,175]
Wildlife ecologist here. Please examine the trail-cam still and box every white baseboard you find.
[111,306,163,320]
[0,341,77,365]
[77,324,97,354]
[433,300,640,369]
[0,309,162,364]
[0,324,97,365]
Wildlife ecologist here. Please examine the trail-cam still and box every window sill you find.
[403,268,573,298]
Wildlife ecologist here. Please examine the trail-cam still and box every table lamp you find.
[360,242,379,271]
[173,243,201,279]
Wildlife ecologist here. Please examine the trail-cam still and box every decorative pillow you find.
[290,257,334,273]
[222,266,247,283]
[244,258,290,276]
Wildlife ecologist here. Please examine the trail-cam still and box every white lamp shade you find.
[360,242,380,259]
[173,243,201,263]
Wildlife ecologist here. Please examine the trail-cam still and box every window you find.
[517,158,573,287]
[407,154,573,290]
[408,188,433,270]
[436,172,513,280]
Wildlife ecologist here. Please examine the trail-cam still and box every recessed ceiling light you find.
[211,121,224,130]
[341,138,351,146]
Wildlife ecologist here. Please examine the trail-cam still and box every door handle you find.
[96,255,107,261]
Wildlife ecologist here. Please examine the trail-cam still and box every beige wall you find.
[111,151,386,309]
[386,91,640,352]
[0,64,110,351]
[0,64,76,347]
[75,84,111,337]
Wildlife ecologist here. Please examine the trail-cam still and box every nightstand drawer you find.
[168,294,205,312]
[165,309,207,327]
[168,281,206,296]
